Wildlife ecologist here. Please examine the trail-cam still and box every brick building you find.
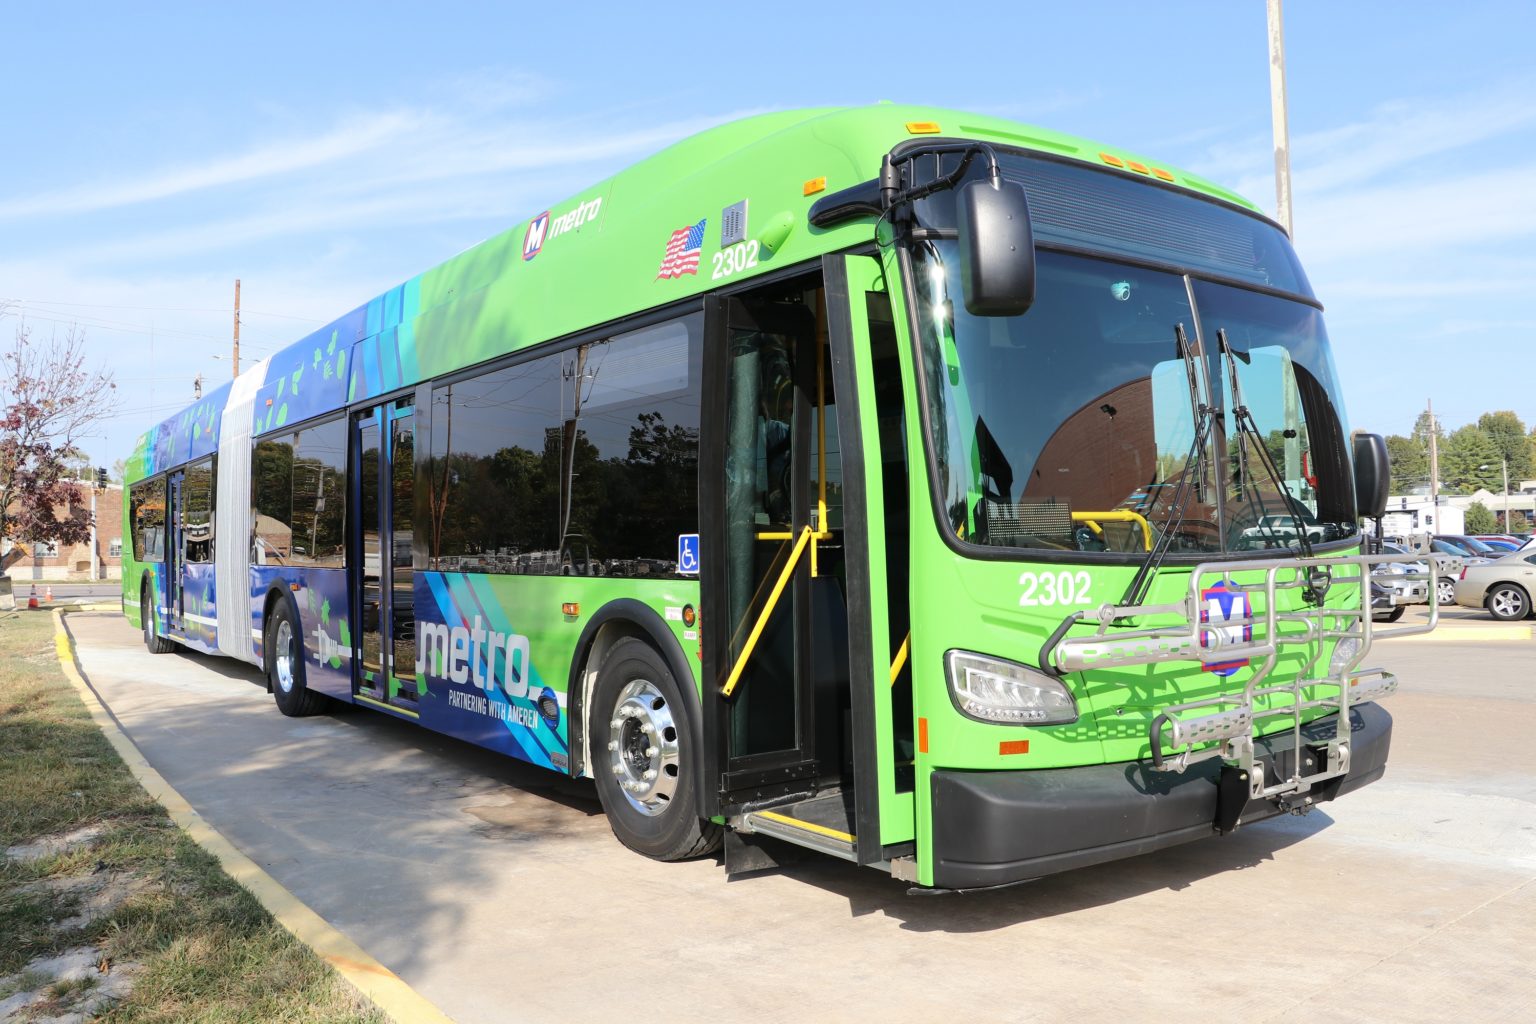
[1,483,124,582]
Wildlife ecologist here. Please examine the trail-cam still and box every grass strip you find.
[0,607,385,1023]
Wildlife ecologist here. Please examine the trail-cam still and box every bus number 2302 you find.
[711,240,760,280]
[1019,570,1091,607]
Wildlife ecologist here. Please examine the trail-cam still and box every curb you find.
[52,608,456,1024]
[1390,623,1533,642]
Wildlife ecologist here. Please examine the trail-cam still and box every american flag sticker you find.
[656,218,707,279]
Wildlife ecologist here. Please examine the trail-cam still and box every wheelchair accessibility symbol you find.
[677,534,700,575]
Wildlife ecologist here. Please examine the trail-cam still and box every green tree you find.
[1477,410,1530,484]
[1385,434,1428,494]
[1411,409,1445,446]
[1465,500,1497,534]
[1528,427,1536,488]
[1441,425,1502,494]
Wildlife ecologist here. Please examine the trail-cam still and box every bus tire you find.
[266,599,327,717]
[142,580,175,655]
[590,637,721,861]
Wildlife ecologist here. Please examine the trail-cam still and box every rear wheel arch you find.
[141,574,175,654]
[259,585,291,690]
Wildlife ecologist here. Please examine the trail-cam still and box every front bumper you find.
[928,702,1392,890]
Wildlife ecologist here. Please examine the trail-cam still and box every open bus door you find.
[701,256,906,871]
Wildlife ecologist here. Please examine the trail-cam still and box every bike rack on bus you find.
[1049,550,1436,808]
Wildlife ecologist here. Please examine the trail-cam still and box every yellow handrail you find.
[889,632,911,686]
[1071,510,1153,551]
[720,525,815,698]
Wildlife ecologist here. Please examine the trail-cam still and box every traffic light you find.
[95,467,107,489]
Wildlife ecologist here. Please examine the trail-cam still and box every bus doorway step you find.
[734,791,857,863]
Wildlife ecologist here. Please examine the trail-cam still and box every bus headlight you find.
[944,651,1079,725]
[1329,637,1362,678]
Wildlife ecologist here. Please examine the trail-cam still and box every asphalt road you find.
[63,607,1536,1024]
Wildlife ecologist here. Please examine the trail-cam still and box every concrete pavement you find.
[64,611,1536,1024]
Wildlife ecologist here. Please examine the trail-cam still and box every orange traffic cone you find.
[27,584,39,609]
[44,585,53,604]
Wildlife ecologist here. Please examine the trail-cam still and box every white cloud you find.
[1296,162,1536,263]
[0,112,426,220]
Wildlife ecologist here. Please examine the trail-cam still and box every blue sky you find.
[3,2,1533,469]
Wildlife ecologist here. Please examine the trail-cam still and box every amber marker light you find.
[561,602,579,617]
[905,121,941,134]
[1127,161,1151,175]
[1153,168,1175,182]
[999,740,1031,756]
[1099,152,1126,168]
[803,177,827,196]
[682,604,696,628]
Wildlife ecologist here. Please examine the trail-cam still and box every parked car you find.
[1473,536,1521,553]
[1371,546,1431,621]
[1416,540,1473,605]
[1453,549,1536,621]
[1436,534,1503,560]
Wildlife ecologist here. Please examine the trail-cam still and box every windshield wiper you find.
[1120,323,1214,608]
[1215,328,1315,563]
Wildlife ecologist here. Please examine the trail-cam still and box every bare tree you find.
[0,315,116,560]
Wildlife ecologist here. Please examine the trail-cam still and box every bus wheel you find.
[142,581,174,655]
[267,601,326,717]
[1486,583,1530,622]
[590,638,721,861]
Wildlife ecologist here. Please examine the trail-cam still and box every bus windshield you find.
[908,242,1358,557]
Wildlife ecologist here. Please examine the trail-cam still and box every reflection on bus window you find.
[426,313,702,577]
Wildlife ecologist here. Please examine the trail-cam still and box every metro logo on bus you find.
[1199,580,1252,676]
[417,615,535,696]
[522,212,549,260]
[522,196,603,262]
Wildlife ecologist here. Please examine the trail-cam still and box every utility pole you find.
[1266,0,1294,237]
[232,278,242,379]
[1427,399,1440,531]
[89,484,98,582]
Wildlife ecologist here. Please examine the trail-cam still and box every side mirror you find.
[957,178,1035,317]
[1353,432,1391,520]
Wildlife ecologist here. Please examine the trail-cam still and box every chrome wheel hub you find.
[1438,579,1456,605]
[1492,589,1525,618]
[606,678,681,816]
[274,620,295,693]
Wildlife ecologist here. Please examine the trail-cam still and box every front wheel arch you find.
[588,636,720,861]
[566,599,700,786]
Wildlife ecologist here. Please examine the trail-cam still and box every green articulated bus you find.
[122,104,1435,892]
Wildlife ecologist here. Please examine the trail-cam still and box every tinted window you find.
[183,458,215,562]
[427,354,562,572]
[912,151,1312,298]
[427,313,702,576]
[253,436,294,564]
[291,419,347,568]
[252,421,346,568]
[130,478,166,562]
